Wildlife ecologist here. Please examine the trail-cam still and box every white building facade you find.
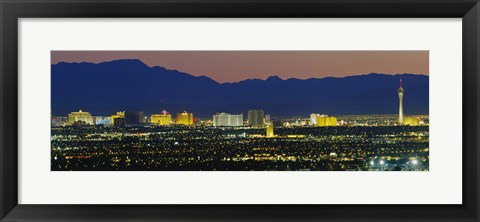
[213,113,244,127]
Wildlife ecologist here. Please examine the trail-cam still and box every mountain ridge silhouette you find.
[52,59,429,117]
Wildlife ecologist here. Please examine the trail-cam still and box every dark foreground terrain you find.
[51,125,429,171]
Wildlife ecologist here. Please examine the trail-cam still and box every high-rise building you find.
[310,113,319,125]
[213,113,243,127]
[317,115,337,127]
[125,111,145,125]
[398,78,404,124]
[111,111,125,124]
[248,109,264,126]
[266,123,274,137]
[176,111,194,125]
[311,113,336,126]
[151,110,173,125]
[67,110,94,125]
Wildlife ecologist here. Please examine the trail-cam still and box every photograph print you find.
[51,51,429,171]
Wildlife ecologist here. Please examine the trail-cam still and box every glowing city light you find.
[50,79,429,171]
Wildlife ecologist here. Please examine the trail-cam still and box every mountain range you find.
[51,59,429,117]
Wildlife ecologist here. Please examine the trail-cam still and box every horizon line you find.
[52,58,429,84]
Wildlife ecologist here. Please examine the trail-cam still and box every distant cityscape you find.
[51,79,429,171]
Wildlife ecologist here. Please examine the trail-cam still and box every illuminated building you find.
[67,110,94,125]
[111,111,125,124]
[176,111,194,125]
[317,115,337,127]
[310,113,318,125]
[213,113,243,127]
[266,123,274,137]
[125,111,145,125]
[398,78,404,124]
[95,116,112,125]
[298,119,309,126]
[113,117,126,127]
[264,114,271,123]
[151,110,172,125]
[248,109,264,126]
[404,116,420,126]
[51,116,68,126]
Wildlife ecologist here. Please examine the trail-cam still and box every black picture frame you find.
[1,0,479,221]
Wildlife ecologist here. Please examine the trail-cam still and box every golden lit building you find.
[176,111,194,125]
[317,115,337,127]
[266,123,274,137]
[111,111,125,124]
[404,116,420,126]
[151,110,173,125]
[67,109,94,125]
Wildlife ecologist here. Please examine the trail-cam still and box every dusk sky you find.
[51,51,429,83]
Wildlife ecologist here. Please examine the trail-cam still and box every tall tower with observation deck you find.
[398,78,404,124]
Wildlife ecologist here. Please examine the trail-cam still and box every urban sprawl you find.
[51,79,429,171]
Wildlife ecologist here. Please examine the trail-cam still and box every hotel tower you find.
[398,78,404,124]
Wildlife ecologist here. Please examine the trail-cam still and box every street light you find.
[369,160,375,171]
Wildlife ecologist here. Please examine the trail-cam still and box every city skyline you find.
[53,75,423,127]
[51,51,429,83]
[51,51,429,171]
[51,58,429,117]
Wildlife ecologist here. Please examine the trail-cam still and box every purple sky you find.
[51,51,429,83]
